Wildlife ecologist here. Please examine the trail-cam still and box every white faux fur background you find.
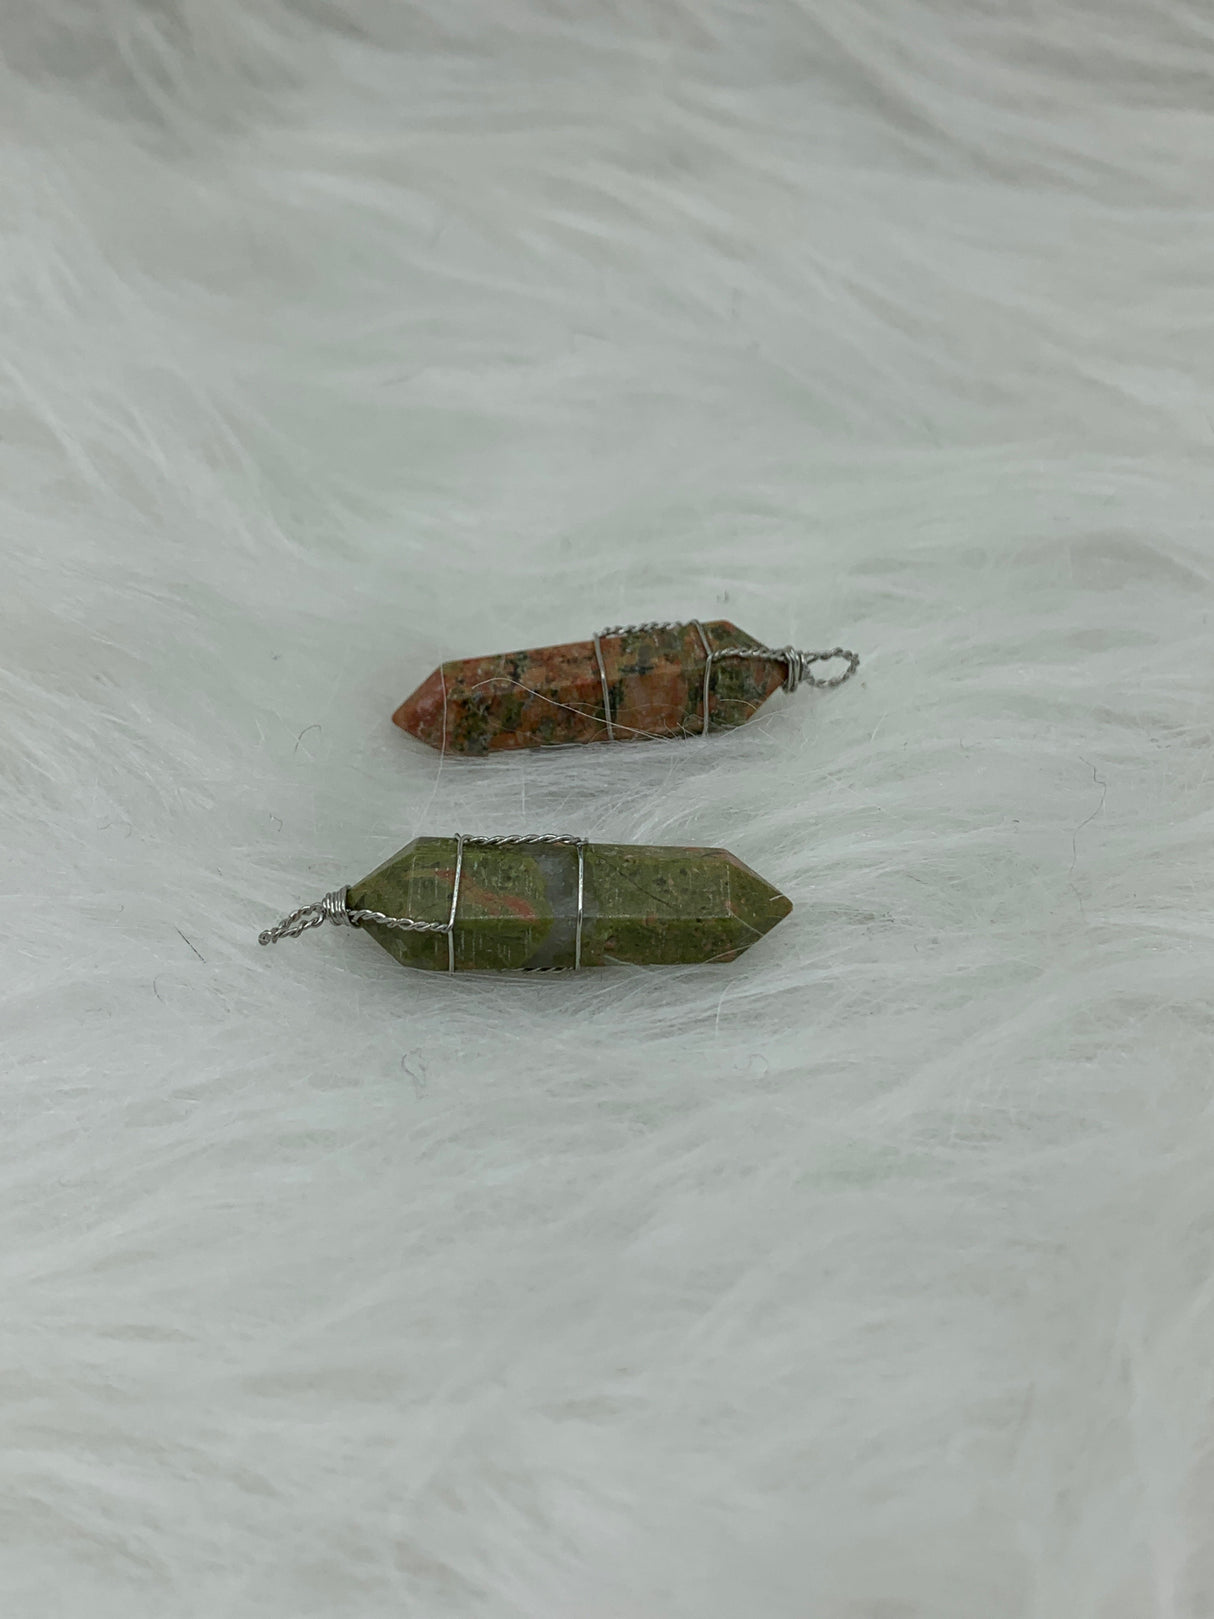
[4,1,1214,1613]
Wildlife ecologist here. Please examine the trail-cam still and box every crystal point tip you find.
[392,666,447,748]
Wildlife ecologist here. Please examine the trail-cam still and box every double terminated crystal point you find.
[261,837,792,974]
[259,619,846,976]
[393,620,857,755]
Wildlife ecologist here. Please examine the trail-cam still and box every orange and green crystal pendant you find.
[392,620,859,754]
[259,835,792,973]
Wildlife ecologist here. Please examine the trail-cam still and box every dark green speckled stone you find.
[346,838,792,972]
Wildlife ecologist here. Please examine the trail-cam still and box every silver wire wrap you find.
[259,835,588,974]
[257,887,354,946]
[591,621,859,739]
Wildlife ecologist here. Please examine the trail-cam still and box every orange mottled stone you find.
[393,621,787,754]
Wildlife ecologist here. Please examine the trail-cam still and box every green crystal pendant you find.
[260,835,792,973]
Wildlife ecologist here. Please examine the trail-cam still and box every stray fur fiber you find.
[3,2,1214,1614]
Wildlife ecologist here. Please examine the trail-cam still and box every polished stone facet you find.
[392,621,787,754]
[345,839,793,972]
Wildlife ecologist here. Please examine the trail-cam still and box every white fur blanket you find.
[4,3,1212,1613]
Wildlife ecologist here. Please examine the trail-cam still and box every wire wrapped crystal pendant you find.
[259,835,792,973]
[392,620,859,754]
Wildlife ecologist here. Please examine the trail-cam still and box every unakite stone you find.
[345,838,793,972]
[392,621,787,754]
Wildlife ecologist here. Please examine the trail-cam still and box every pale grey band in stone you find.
[259,835,589,974]
[591,621,860,741]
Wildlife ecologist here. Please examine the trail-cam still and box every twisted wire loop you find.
[259,836,589,974]
[259,885,448,946]
[715,644,862,694]
[591,621,860,736]
[258,888,351,946]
